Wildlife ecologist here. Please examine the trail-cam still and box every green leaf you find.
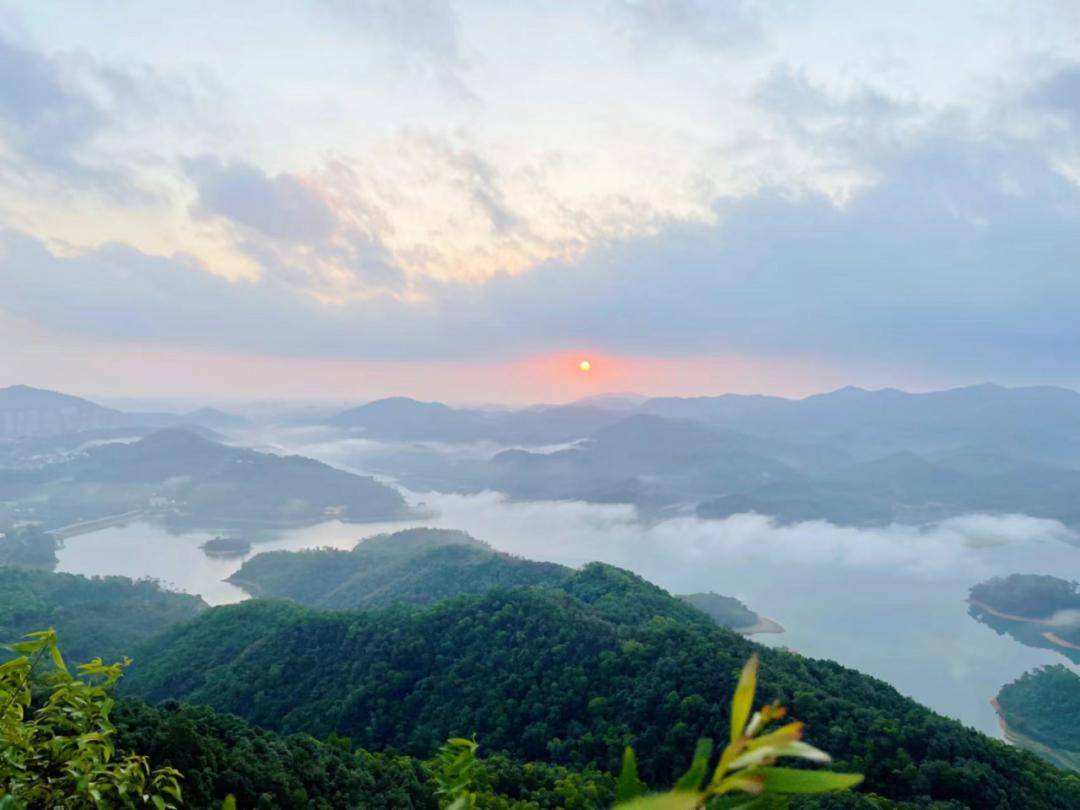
[221,796,237,810]
[758,767,863,794]
[673,737,713,792]
[731,655,759,744]
[48,641,67,675]
[617,746,646,801]
[614,795,701,810]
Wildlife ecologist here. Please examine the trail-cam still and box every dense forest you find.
[997,665,1080,754]
[123,563,1080,808]
[228,528,571,607]
[0,568,204,663]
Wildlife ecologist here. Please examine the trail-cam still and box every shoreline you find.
[737,615,785,635]
[991,697,1080,772]
[968,597,1079,653]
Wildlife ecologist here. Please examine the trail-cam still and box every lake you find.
[56,495,1079,739]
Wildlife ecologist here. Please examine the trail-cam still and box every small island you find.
[995,665,1080,773]
[199,536,252,558]
[969,574,1080,658]
[678,591,785,635]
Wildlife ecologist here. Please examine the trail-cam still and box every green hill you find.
[0,568,205,663]
[996,665,1080,772]
[123,564,1080,808]
[227,527,571,608]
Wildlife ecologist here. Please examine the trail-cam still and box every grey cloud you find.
[187,157,338,242]
[184,155,405,291]
[5,81,1080,378]
[1032,64,1080,126]
[0,28,200,198]
[0,31,107,184]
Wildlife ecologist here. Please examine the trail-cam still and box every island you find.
[969,574,1080,661]
[199,536,252,558]
[994,665,1080,773]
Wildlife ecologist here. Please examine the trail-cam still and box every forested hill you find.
[228,527,571,607]
[0,568,205,663]
[123,563,1080,808]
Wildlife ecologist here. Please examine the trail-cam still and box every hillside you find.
[0,568,205,663]
[123,563,1080,808]
[0,385,126,440]
[228,527,571,608]
[0,428,411,531]
[996,665,1080,772]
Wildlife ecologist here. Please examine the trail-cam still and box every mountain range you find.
[320,383,1080,526]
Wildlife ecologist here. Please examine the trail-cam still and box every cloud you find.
[187,157,338,242]
[4,106,1080,376]
[184,155,405,294]
[5,51,1080,379]
[0,27,204,199]
[1031,64,1080,128]
[404,490,1079,585]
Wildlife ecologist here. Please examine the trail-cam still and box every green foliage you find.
[997,664,1080,754]
[122,564,1080,808]
[613,655,861,808]
[433,737,482,809]
[111,699,437,809]
[0,568,205,665]
[0,629,182,808]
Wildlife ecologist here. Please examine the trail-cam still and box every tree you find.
[0,630,182,809]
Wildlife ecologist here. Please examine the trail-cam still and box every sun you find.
[578,359,592,372]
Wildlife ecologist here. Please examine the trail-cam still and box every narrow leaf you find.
[673,737,713,792]
[731,654,759,744]
[759,767,863,794]
[616,746,645,801]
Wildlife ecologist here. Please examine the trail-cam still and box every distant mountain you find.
[125,407,250,432]
[326,396,622,444]
[0,385,126,439]
[485,414,800,508]
[1,428,411,532]
[229,527,571,608]
[642,383,1080,465]
[0,384,250,444]
[327,397,494,440]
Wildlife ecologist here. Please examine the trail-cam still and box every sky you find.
[2,1,1080,403]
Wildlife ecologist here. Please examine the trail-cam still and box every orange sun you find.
[578,359,592,372]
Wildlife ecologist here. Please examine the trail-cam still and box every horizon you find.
[4,378,1078,414]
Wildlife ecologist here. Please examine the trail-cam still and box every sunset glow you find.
[579,360,592,372]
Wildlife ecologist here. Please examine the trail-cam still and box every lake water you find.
[56,496,1080,739]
